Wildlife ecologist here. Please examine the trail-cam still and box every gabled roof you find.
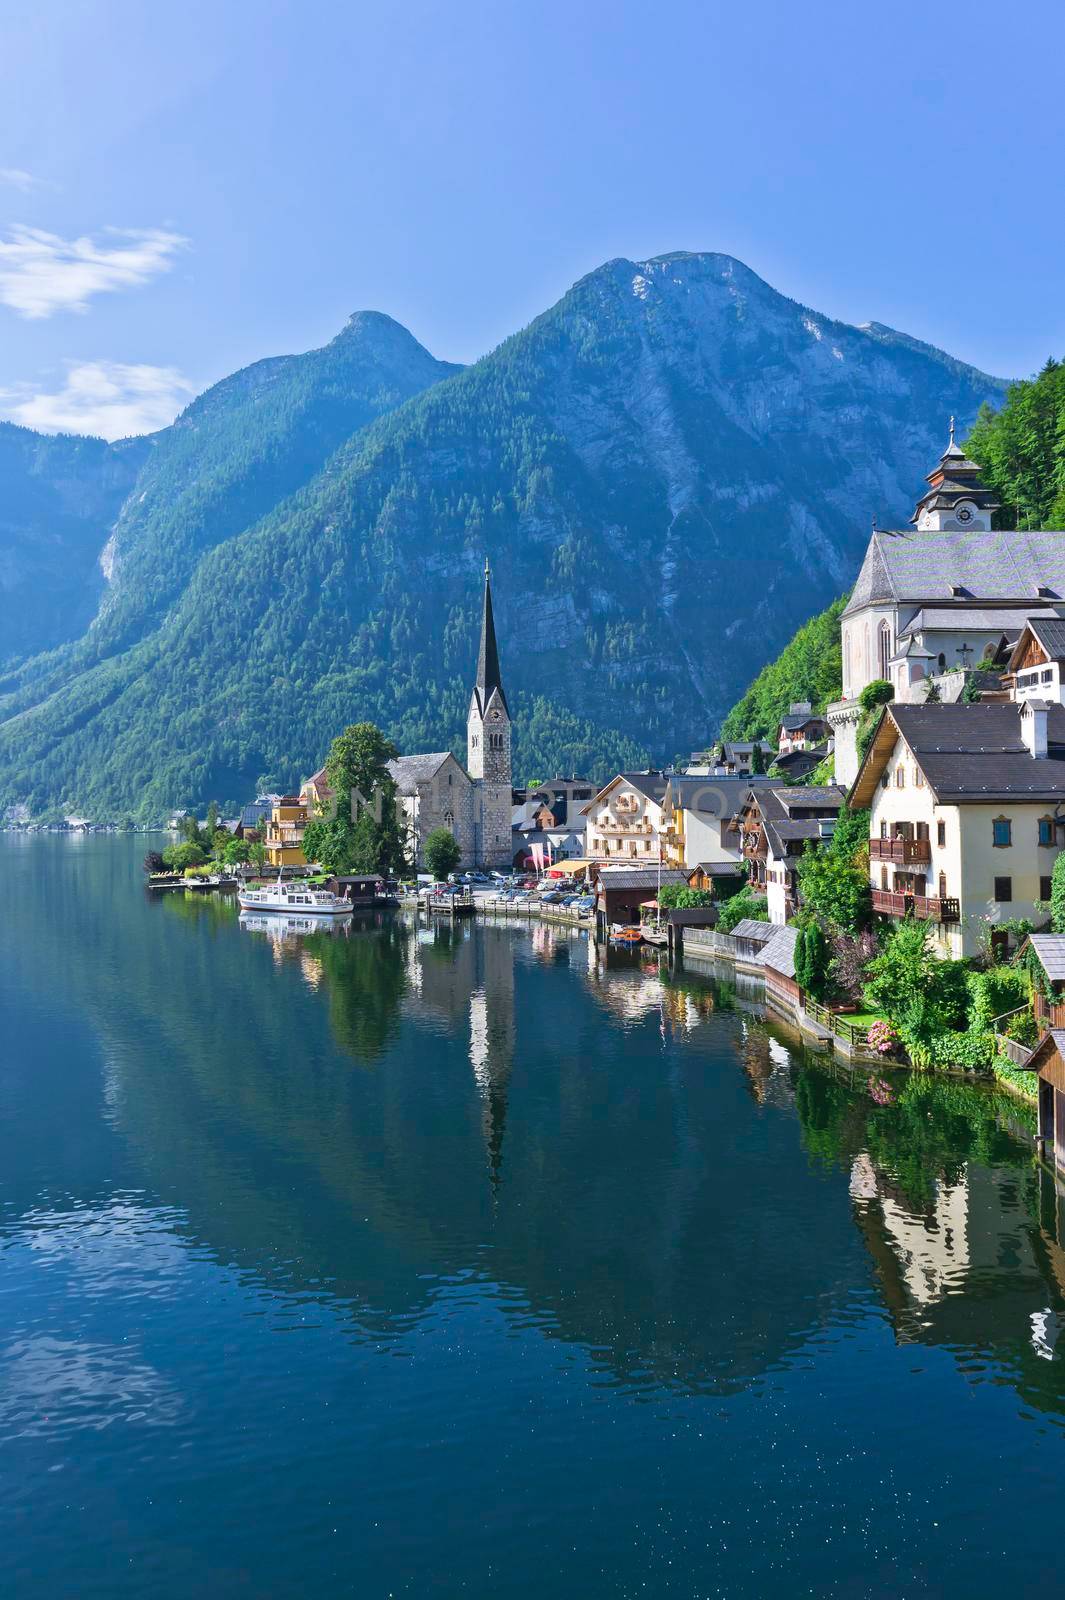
[664,774,775,814]
[386,752,457,794]
[757,925,799,979]
[779,712,825,731]
[843,530,1065,619]
[1023,1030,1065,1074]
[849,702,1065,807]
[1020,934,1065,985]
[1007,617,1065,672]
[729,918,774,943]
[595,866,687,892]
[582,772,668,813]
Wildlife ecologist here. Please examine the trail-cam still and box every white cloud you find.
[0,167,45,192]
[1,360,196,439]
[0,225,186,319]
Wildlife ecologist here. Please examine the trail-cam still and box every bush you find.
[162,841,207,871]
[795,806,872,933]
[658,885,715,910]
[858,679,894,714]
[718,888,770,933]
[143,851,166,874]
[795,919,830,999]
[424,827,461,880]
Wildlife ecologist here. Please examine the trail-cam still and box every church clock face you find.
[956,504,974,524]
[490,709,501,721]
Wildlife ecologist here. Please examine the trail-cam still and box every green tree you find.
[794,919,830,1000]
[750,743,767,776]
[1051,850,1065,933]
[965,358,1065,530]
[795,807,871,933]
[221,836,251,867]
[718,887,770,933]
[657,885,715,910]
[424,827,461,880]
[317,721,407,875]
[162,841,207,871]
[247,840,268,874]
[722,597,846,742]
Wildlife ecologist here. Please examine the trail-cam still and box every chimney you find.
[1021,699,1049,759]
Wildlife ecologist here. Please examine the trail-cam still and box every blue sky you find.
[0,0,1062,438]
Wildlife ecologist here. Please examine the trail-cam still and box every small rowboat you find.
[610,926,643,944]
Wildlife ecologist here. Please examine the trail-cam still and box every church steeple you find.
[472,558,509,717]
[911,419,999,531]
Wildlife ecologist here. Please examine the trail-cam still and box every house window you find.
[938,871,947,900]
[938,653,946,671]
[881,866,888,889]
[1038,817,1054,846]
[993,876,1013,903]
[1043,669,1053,683]
[1041,876,1053,901]
[895,768,905,788]
[992,817,1012,848]
[880,820,888,839]
[914,768,924,787]
[937,820,946,848]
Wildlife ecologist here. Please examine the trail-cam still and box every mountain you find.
[721,596,845,743]
[0,252,1008,818]
[0,424,150,665]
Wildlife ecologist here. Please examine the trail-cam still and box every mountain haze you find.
[0,252,1008,817]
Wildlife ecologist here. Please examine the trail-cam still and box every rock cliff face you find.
[0,252,1007,816]
[0,424,150,666]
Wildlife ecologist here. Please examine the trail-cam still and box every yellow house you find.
[263,796,309,867]
[851,700,1065,959]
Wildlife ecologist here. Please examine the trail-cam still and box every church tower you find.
[911,419,999,531]
[467,559,513,866]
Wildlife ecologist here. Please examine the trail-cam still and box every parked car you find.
[539,890,563,904]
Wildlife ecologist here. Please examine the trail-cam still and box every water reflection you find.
[9,838,1065,1428]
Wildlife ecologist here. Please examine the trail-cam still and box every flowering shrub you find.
[866,1019,899,1056]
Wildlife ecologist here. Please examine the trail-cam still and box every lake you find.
[3,835,1065,1597]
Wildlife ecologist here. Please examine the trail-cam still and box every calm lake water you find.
[4,837,1065,1596]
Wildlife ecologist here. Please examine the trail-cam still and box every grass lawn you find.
[838,1011,886,1031]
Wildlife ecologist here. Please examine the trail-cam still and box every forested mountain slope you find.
[0,252,1008,817]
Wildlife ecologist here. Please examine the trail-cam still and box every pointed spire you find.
[949,414,956,447]
[474,557,509,716]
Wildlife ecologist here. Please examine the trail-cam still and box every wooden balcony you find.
[872,888,959,923]
[869,837,931,865]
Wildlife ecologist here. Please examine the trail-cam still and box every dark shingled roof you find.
[665,774,775,814]
[1024,935,1065,984]
[596,866,688,892]
[471,565,509,717]
[729,918,774,943]
[1021,617,1065,664]
[386,753,455,794]
[758,925,799,979]
[858,702,1065,803]
[779,712,825,731]
[843,530,1065,619]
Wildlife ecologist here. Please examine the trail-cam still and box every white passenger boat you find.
[237,877,353,917]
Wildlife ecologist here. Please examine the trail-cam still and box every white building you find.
[850,699,1065,959]
[583,773,669,863]
[1007,618,1065,708]
[662,774,775,871]
[829,427,1065,787]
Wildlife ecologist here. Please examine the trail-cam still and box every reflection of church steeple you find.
[467,931,515,1191]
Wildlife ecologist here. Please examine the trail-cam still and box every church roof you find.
[386,753,458,794]
[471,563,509,717]
[843,530,1065,618]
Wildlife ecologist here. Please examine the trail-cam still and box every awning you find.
[547,859,591,875]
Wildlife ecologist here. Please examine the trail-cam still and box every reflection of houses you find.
[584,772,669,863]
[850,701,1065,958]
[829,427,1065,786]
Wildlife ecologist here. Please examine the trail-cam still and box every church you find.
[386,561,513,870]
